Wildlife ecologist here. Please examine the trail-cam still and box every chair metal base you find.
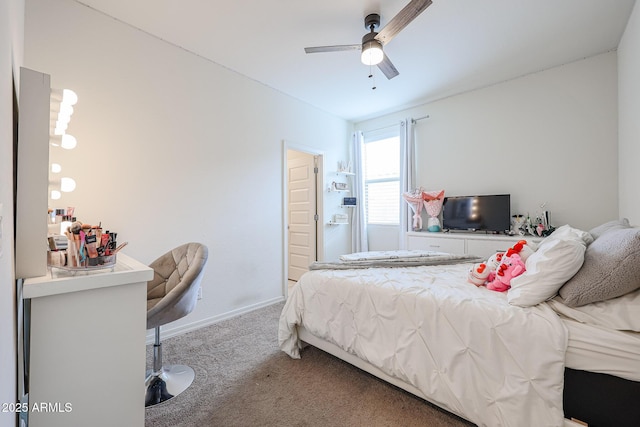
[144,364,195,407]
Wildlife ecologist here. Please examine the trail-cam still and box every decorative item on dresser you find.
[423,190,445,232]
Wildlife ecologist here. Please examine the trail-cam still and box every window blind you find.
[363,136,400,225]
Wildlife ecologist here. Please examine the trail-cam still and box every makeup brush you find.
[112,242,128,254]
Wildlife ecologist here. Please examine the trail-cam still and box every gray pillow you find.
[588,218,630,240]
[559,227,640,306]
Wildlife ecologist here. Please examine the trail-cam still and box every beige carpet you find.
[144,302,474,427]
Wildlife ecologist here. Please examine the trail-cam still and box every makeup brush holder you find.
[87,254,117,267]
[48,253,117,272]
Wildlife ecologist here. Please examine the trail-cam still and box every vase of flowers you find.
[423,190,445,232]
[403,188,425,231]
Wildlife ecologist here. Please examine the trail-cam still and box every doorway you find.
[284,145,323,295]
[282,144,324,298]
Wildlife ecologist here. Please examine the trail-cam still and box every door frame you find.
[282,140,324,299]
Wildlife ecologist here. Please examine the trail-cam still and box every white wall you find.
[367,225,401,251]
[0,0,24,425]
[618,1,640,224]
[24,0,351,335]
[357,52,619,241]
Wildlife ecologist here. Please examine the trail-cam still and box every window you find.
[362,133,400,225]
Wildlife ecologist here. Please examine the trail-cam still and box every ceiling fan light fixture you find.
[305,2,433,79]
[361,39,384,66]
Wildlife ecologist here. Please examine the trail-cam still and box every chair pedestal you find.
[145,327,195,407]
[144,365,195,407]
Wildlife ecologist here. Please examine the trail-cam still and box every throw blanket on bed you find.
[279,263,569,427]
[310,250,482,270]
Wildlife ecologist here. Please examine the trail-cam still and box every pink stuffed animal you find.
[468,240,535,290]
[506,239,536,263]
[486,253,526,292]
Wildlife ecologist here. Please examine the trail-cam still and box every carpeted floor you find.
[145,302,474,427]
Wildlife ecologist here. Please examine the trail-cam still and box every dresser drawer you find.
[406,232,542,259]
[466,238,516,259]
[407,235,465,255]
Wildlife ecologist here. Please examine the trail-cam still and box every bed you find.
[278,221,640,427]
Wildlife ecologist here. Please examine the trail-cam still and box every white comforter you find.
[279,263,569,427]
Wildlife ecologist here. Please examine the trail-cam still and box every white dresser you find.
[22,254,153,427]
[407,231,542,259]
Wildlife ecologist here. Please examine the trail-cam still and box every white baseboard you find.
[145,296,285,344]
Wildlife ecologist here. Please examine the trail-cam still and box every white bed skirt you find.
[298,326,585,427]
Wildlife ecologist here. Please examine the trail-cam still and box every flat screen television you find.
[442,194,511,233]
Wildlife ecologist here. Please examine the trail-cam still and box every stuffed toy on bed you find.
[486,253,526,292]
[468,262,491,286]
[508,239,537,262]
[487,251,504,271]
[467,240,535,290]
[468,250,505,285]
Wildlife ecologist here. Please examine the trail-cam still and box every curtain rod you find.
[361,115,430,134]
[412,115,430,123]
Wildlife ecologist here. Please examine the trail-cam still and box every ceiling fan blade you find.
[377,54,399,80]
[304,44,361,54]
[375,0,433,45]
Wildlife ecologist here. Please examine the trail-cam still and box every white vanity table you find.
[22,253,153,427]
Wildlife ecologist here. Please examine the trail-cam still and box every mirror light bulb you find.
[60,177,76,193]
[51,190,61,200]
[61,134,77,150]
[51,163,62,173]
[62,89,78,106]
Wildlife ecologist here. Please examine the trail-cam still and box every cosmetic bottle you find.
[60,215,73,236]
[54,208,65,224]
[85,234,99,265]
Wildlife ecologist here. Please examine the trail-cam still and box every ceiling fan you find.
[304,0,433,80]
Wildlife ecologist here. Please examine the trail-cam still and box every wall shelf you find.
[328,162,354,224]
[328,182,350,192]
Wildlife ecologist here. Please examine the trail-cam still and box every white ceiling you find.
[76,0,636,122]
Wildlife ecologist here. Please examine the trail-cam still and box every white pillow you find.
[544,224,594,245]
[508,236,587,307]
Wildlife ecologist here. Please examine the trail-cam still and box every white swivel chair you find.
[145,242,208,407]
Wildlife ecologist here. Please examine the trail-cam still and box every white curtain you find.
[351,131,368,253]
[399,119,416,249]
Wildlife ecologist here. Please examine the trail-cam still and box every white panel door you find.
[288,153,317,281]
